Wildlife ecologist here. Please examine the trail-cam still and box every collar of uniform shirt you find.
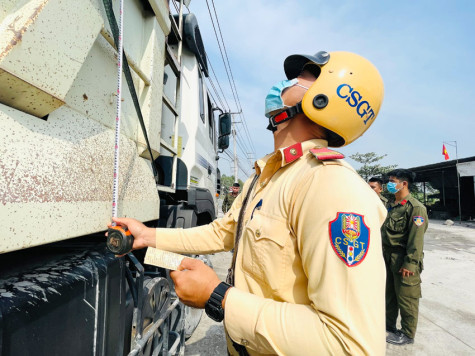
[392,193,411,207]
[254,138,328,187]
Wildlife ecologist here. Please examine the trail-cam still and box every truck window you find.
[208,94,214,143]
[163,63,178,106]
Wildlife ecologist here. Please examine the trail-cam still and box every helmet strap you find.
[266,102,304,132]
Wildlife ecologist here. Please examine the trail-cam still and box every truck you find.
[0,0,232,354]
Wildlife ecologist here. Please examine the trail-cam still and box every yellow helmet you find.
[283,51,384,147]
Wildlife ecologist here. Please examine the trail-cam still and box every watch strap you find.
[205,282,232,322]
[212,282,232,300]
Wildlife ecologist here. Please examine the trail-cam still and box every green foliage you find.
[349,152,440,206]
[349,152,397,181]
[220,175,244,196]
[411,182,440,206]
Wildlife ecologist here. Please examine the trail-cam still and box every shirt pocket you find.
[387,214,407,233]
[242,211,292,292]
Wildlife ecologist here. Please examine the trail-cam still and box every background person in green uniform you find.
[368,177,389,208]
[222,182,240,213]
[382,169,428,345]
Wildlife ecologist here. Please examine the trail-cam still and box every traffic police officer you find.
[112,51,387,355]
[222,182,240,213]
[382,169,428,345]
[369,177,390,208]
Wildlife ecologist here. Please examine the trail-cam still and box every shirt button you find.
[290,148,297,155]
[241,339,249,346]
[255,229,261,237]
[260,181,265,187]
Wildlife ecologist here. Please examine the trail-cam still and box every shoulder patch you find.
[329,212,370,267]
[310,147,345,160]
[413,216,425,226]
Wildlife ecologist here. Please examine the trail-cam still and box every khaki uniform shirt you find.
[155,139,387,355]
[379,194,389,209]
[381,194,428,272]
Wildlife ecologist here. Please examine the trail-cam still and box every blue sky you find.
[189,1,475,179]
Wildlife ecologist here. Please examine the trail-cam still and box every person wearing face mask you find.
[109,51,387,355]
[381,169,428,346]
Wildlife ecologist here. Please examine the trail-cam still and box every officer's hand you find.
[399,267,414,277]
[107,217,155,251]
[170,258,221,309]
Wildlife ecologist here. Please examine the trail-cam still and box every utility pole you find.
[247,153,255,170]
[232,117,238,183]
[444,141,462,221]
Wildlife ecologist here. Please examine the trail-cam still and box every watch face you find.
[205,301,224,322]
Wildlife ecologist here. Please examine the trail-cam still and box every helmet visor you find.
[284,51,330,79]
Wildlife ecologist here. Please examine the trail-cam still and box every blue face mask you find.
[264,78,298,118]
[387,182,401,194]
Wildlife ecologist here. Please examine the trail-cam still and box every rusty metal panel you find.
[0,68,64,117]
[0,0,103,117]
[0,104,160,254]
[0,0,171,253]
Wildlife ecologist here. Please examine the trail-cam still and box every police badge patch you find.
[413,216,424,226]
[329,213,370,267]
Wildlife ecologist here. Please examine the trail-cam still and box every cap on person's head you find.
[284,51,330,80]
[232,183,240,187]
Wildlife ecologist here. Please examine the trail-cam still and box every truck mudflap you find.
[0,243,185,356]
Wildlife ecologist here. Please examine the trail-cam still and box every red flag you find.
[442,144,449,160]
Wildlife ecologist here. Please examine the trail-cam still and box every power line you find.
[205,0,240,112]
[239,114,257,154]
[207,58,230,111]
[206,78,225,110]
[235,126,254,155]
[235,136,254,168]
[224,150,250,178]
[203,0,257,165]
[210,0,240,107]
[208,0,256,155]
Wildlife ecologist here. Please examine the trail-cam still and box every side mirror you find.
[218,135,230,150]
[218,113,232,136]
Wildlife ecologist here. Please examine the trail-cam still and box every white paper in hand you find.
[144,247,190,270]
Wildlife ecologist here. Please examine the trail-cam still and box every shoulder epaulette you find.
[309,147,345,160]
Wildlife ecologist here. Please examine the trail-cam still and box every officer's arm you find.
[224,165,386,355]
[403,205,428,272]
[153,186,246,254]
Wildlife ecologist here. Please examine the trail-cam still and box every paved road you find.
[185,220,475,356]
[184,252,231,355]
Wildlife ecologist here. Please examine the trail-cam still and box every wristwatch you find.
[205,282,232,322]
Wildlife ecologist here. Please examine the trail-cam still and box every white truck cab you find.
[0,1,230,354]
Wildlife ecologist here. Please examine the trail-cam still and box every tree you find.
[220,175,244,196]
[349,152,438,206]
[349,152,397,181]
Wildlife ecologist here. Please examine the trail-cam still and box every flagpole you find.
[444,140,462,222]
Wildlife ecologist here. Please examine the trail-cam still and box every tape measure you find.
[107,225,133,255]
[106,0,134,255]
